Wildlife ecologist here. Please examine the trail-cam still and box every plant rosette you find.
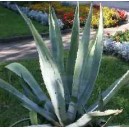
[0,2,128,127]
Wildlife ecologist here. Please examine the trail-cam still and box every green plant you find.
[92,7,120,28]
[0,3,129,127]
[112,29,129,42]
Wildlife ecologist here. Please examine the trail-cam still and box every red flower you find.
[117,9,127,20]
[93,4,100,10]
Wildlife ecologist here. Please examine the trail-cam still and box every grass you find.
[0,54,129,126]
[0,5,48,39]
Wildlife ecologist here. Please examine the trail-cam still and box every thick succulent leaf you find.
[98,90,104,111]
[6,63,49,102]
[66,2,80,96]
[67,3,93,121]
[49,7,64,73]
[67,109,122,127]
[19,75,38,102]
[29,111,38,125]
[87,70,129,112]
[17,7,67,125]
[88,109,122,116]
[67,114,92,127]
[71,3,93,100]
[6,63,53,111]
[49,7,70,104]
[0,78,57,124]
[78,4,103,113]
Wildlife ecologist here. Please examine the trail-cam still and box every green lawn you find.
[0,54,129,126]
[0,5,49,39]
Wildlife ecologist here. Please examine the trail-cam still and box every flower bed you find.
[0,1,128,30]
[104,37,129,61]
[104,29,129,61]
[0,2,64,28]
[110,29,129,42]
[27,2,128,29]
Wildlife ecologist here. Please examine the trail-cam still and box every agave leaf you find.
[29,111,38,125]
[0,78,57,124]
[17,6,67,125]
[67,109,122,127]
[66,2,80,96]
[88,109,123,116]
[77,3,103,113]
[19,75,38,102]
[67,3,93,121]
[67,113,92,127]
[98,89,104,111]
[49,7,70,104]
[6,63,53,110]
[49,7,64,73]
[87,70,129,112]
[6,63,49,102]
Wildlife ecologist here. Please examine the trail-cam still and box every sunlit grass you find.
[0,5,48,39]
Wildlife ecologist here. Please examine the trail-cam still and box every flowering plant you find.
[28,2,128,28]
[63,13,74,27]
[117,9,127,21]
[63,13,85,28]
[112,29,129,42]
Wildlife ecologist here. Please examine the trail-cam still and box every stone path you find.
[69,1,129,11]
[0,2,129,62]
[0,33,71,62]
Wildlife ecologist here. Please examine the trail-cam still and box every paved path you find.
[1,22,129,62]
[94,1,129,11]
[66,1,129,11]
[1,2,129,62]
[0,32,80,62]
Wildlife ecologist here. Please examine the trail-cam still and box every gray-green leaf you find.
[77,3,103,113]
[87,70,129,112]
[17,6,67,126]
[66,2,80,96]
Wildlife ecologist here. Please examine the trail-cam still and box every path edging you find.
[0,29,72,44]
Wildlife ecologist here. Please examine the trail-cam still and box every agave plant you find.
[0,2,129,127]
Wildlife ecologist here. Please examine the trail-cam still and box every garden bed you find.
[104,29,129,61]
[0,1,128,29]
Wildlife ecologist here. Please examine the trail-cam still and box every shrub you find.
[117,9,127,21]
[111,29,129,42]
[62,12,85,28]
[0,3,128,127]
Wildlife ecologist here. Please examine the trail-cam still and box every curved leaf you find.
[87,70,129,112]
[0,78,57,124]
[49,7,64,73]
[17,6,67,125]
[49,7,70,104]
[6,63,53,111]
[67,109,122,127]
[67,3,93,121]
[78,3,103,113]
[66,2,80,96]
